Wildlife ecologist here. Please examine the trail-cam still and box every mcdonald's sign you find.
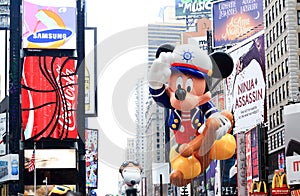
[271,172,290,196]
[249,180,268,196]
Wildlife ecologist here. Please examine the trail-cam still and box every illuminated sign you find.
[175,0,213,17]
[212,0,263,48]
[0,154,19,183]
[21,56,78,141]
[22,0,76,49]
[286,155,300,185]
[24,149,76,169]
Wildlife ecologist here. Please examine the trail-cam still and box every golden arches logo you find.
[272,173,290,189]
[250,180,267,194]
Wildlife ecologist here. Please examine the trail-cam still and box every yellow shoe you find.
[170,146,201,180]
[209,133,236,160]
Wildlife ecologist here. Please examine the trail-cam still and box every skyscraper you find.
[264,0,300,180]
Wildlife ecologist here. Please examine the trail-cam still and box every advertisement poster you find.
[225,32,265,134]
[0,29,9,102]
[0,154,19,183]
[187,36,208,51]
[246,131,252,194]
[0,113,6,155]
[85,27,97,116]
[251,128,259,179]
[220,154,237,196]
[237,132,247,195]
[22,0,76,49]
[85,129,98,188]
[284,103,300,185]
[212,0,263,48]
[175,0,213,17]
[21,56,78,141]
[24,149,76,169]
[192,161,219,195]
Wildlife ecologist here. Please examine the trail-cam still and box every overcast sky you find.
[85,0,174,195]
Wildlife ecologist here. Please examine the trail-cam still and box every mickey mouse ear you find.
[156,44,175,58]
[210,52,234,79]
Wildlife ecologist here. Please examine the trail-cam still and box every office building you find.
[264,0,300,180]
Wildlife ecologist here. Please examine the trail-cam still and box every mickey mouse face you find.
[167,72,211,111]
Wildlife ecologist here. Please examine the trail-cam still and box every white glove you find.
[210,112,232,140]
[148,52,174,89]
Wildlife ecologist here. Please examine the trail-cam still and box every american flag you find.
[28,149,35,172]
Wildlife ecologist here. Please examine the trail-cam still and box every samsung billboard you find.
[22,0,77,49]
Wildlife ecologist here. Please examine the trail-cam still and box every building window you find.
[298,33,300,47]
[286,81,289,98]
[270,50,273,64]
[275,89,278,104]
[272,91,275,106]
[281,62,285,77]
[269,115,272,130]
[283,14,287,30]
[272,6,275,21]
[273,113,276,128]
[278,64,281,80]
[284,36,287,52]
[269,94,271,108]
[273,26,276,42]
[274,47,277,63]
[280,108,283,123]
[280,18,283,33]
[268,136,271,151]
[279,0,282,11]
[267,53,270,68]
[282,83,286,99]
[285,58,288,73]
[298,11,300,25]
[274,68,277,82]
[266,33,269,48]
[277,44,280,59]
[279,86,282,102]
[271,71,274,84]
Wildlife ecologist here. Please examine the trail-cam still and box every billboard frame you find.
[84,27,98,117]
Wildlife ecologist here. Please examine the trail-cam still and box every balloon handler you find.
[148,44,236,187]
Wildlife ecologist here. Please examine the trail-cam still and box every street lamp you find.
[43,177,48,196]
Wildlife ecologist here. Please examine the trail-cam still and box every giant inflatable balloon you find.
[148,44,237,186]
[119,160,142,195]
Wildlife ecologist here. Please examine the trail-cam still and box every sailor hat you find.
[171,44,212,78]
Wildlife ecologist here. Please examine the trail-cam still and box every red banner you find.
[21,56,78,140]
[271,188,290,196]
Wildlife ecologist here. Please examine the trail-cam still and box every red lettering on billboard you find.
[293,160,300,172]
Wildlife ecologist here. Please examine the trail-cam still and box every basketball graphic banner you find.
[21,56,78,140]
